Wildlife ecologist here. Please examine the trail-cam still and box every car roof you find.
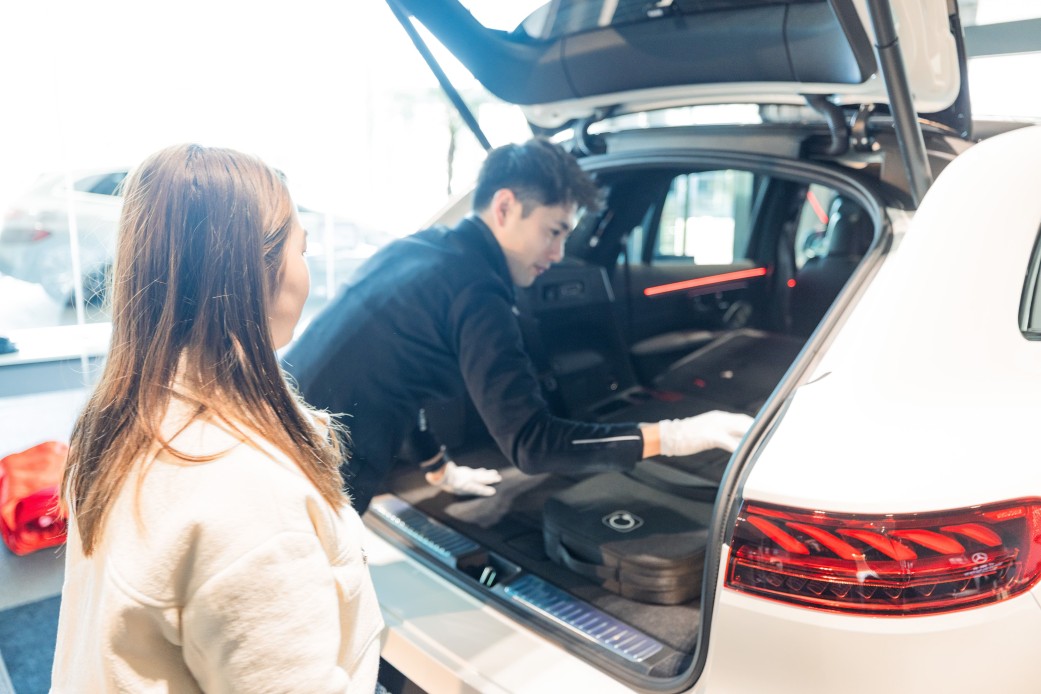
[389,0,966,133]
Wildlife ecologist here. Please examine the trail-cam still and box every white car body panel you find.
[745,124,1041,514]
[524,0,961,129]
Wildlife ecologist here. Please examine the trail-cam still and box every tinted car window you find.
[73,172,127,196]
[794,184,838,269]
[653,170,754,263]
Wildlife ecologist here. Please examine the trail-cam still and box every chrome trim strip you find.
[371,496,665,665]
[572,435,642,445]
[370,496,481,562]
[504,574,664,663]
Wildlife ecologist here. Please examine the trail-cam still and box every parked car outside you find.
[0,169,386,306]
[353,1,1041,692]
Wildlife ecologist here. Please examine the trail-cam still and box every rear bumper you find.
[368,520,1041,693]
[705,567,1041,693]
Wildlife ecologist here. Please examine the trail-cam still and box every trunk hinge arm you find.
[386,0,492,152]
[864,0,933,206]
[850,104,878,152]
[571,110,612,157]
[804,94,850,156]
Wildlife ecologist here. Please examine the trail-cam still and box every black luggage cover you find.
[543,471,714,605]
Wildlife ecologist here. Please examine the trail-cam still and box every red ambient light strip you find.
[643,267,768,297]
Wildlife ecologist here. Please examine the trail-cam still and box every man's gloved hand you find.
[658,411,754,457]
[425,460,503,497]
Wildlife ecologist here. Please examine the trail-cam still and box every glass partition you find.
[0,0,530,381]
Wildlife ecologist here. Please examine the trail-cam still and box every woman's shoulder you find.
[103,432,351,607]
[115,418,341,571]
[162,420,310,488]
[142,410,316,519]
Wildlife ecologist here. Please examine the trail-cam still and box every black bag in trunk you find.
[543,471,714,605]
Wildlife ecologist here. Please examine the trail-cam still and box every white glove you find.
[658,411,754,457]
[426,460,503,497]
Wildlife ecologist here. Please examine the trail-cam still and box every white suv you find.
[358,1,1041,691]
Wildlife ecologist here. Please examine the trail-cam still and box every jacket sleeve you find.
[450,281,644,475]
[181,531,366,694]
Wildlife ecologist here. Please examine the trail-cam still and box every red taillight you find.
[725,499,1041,616]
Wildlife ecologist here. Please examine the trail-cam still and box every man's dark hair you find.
[472,138,601,215]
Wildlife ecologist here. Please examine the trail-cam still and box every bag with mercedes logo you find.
[543,471,714,605]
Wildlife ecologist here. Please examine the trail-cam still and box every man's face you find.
[493,192,576,288]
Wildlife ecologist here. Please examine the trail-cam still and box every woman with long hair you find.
[51,144,383,692]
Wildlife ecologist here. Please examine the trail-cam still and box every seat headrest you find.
[825,197,873,258]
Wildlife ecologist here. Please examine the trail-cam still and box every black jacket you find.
[283,216,644,512]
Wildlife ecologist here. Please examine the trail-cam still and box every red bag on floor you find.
[0,441,69,555]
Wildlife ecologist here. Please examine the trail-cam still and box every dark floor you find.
[0,597,60,694]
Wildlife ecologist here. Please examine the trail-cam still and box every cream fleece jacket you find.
[50,401,383,693]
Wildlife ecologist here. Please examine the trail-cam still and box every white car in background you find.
[0,169,126,304]
[354,1,1041,692]
[0,169,383,305]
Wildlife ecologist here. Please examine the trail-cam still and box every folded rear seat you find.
[652,328,805,412]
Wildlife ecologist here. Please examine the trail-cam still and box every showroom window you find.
[0,0,527,390]
[962,0,1041,119]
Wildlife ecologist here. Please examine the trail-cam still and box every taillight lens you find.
[726,499,1041,615]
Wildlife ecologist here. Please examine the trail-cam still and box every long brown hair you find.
[63,144,346,555]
